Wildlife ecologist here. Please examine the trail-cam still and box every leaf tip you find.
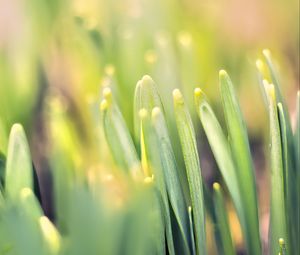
[173,89,184,105]
[151,106,161,120]
[264,83,276,102]
[11,123,24,135]
[100,99,108,111]
[213,182,221,191]
[139,108,148,120]
[278,238,285,246]
[141,74,153,83]
[219,69,228,78]
[262,48,271,58]
[194,87,202,98]
[144,175,154,184]
[256,59,264,71]
[103,87,112,100]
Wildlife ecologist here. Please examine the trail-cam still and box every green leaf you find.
[151,106,190,255]
[296,91,300,252]
[101,88,142,179]
[264,83,288,255]
[19,187,43,220]
[278,103,296,253]
[133,75,163,144]
[144,177,166,255]
[173,89,206,255]
[279,238,286,255]
[39,216,61,255]
[194,88,245,237]
[188,206,196,255]
[219,70,261,255]
[0,152,5,192]
[212,183,235,255]
[262,50,295,170]
[139,109,175,255]
[5,124,33,200]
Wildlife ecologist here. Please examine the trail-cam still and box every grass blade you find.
[101,88,142,179]
[194,88,245,235]
[5,124,33,200]
[0,152,5,192]
[279,238,286,255]
[295,91,300,251]
[151,106,190,255]
[278,103,296,253]
[173,89,206,255]
[262,50,295,169]
[133,75,163,144]
[139,109,175,255]
[144,177,166,255]
[219,70,261,255]
[188,206,196,255]
[212,183,235,255]
[264,83,288,255]
[39,216,61,255]
[20,187,43,220]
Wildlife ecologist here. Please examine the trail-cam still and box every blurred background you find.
[0,0,299,254]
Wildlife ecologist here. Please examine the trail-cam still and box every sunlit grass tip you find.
[172,89,184,105]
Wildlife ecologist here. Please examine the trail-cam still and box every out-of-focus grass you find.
[0,0,299,254]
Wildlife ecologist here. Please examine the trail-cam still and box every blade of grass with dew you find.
[262,50,295,169]
[219,70,261,255]
[173,89,206,255]
[101,87,142,178]
[194,88,246,234]
[212,183,235,255]
[264,83,288,255]
[151,106,191,255]
[139,108,175,255]
[188,206,196,255]
[278,103,296,253]
[5,124,33,200]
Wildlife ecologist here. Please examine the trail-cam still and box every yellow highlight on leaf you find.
[39,216,61,254]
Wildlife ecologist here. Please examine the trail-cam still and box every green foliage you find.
[0,51,298,255]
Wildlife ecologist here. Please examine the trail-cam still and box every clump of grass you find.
[0,51,298,255]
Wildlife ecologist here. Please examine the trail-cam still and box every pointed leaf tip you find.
[219,69,227,77]
[141,75,153,83]
[256,59,264,71]
[103,87,112,100]
[194,88,202,97]
[173,89,184,104]
[138,108,148,119]
[100,99,108,111]
[213,182,221,191]
[262,49,271,58]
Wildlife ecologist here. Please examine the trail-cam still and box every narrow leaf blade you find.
[173,89,206,255]
[5,124,33,200]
